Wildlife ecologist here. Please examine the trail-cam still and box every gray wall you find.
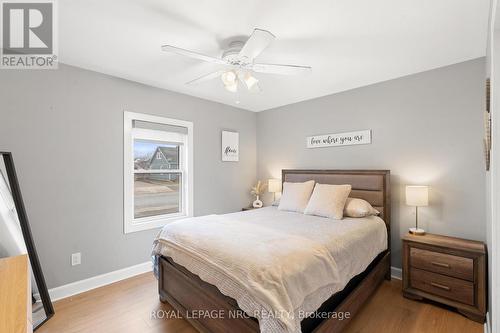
[257,58,486,268]
[0,64,257,288]
[0,58,486,287]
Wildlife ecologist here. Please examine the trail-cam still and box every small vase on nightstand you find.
[252,195,263,208]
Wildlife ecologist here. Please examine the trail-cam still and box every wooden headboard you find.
[282,169,391,249]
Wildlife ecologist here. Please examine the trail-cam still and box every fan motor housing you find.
[222,41,246,65]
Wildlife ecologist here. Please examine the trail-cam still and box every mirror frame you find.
[0,152,54,329]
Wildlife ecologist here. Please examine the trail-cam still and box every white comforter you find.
[152,207,387,333]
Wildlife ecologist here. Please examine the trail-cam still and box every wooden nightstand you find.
[402,233,487,323]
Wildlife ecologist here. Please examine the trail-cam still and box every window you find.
[124,112,193,233]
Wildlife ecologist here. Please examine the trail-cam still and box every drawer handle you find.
[431,261,450,268]
[430,282,451,291]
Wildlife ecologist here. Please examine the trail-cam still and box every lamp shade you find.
[268,179,282,193]
[406,185,429,206]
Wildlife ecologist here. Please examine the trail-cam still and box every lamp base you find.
[409,227,425,235]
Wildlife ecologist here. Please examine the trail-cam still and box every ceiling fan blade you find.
[162,45,228,65]
[186,70,225,85]
[238,29,275,62]
[252,63,312,75]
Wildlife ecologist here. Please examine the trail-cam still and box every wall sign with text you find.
[306,130,372,148]
[222,131,239,161]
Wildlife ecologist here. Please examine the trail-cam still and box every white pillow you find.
[278,180,315,213]
[304,184,352,219]
[343,198,380,218]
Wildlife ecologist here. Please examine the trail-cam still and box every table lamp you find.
[268,179,282,202]
[406,185,429,235]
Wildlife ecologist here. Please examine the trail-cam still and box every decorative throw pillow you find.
[278,180,315,213]
[343,198,380,218]
[304,184,352,219]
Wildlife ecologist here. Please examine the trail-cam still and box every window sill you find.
[124,214,191,234]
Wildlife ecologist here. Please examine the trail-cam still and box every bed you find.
[152,169,391,333]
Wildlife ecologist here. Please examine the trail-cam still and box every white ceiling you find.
[60,0,490,112]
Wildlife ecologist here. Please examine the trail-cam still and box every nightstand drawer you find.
[403,234,486,323]
[410,247,473,281]
[410,268,474,306]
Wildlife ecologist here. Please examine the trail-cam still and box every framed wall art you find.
[222,131,239,162]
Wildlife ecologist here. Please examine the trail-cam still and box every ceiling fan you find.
[161,28,312,93]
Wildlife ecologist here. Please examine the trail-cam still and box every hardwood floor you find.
[342,279,483,333]
[37,273,483,333]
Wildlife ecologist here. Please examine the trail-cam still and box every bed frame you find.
[158,169,391,333]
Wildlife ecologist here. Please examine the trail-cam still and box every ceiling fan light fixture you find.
[162,28,311,94]
[221,70,237,86]
[243,72,259,89]
[224,82,238,93]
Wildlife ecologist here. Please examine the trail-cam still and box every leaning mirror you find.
[0,152,54,330]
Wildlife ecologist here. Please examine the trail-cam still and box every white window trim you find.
[123,111,194,234]
[490,5,500,331]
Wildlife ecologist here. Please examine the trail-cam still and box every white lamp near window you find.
[406,185,429,235]
[268,179,282,202]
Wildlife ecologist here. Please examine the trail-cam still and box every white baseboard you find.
[46,261,152,302]
[43,262,399,302]
[391,266,402,280]
[485,312,490,333]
